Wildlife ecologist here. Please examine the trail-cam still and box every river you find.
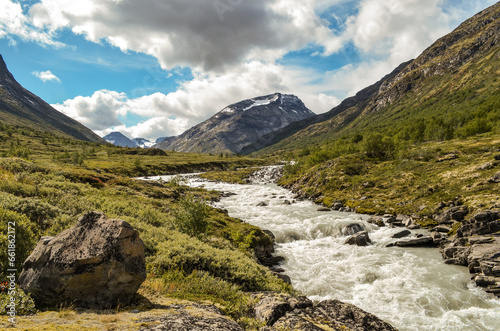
[141,171,500,331]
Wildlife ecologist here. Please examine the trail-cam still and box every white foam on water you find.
[142,175,500,331]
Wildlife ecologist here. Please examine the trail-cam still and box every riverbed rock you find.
[456,210,500,237]
[19,211,146,308]
[331,201,344,210]
[317,207,331,211]
[395,236,434,247]
[345,231,372,246]
[257,201,269,207]
[434,206,469,224]
[139,303,242,331]
[342,223,365,236]
[391,230,411,239]
[367,216,385,227]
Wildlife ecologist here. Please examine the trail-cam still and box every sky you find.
[0,0,497,141]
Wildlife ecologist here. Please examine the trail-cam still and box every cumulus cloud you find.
[32,70,61,83]
[52,61,341,141]
[0,0,62,46]
[28,0,340,71]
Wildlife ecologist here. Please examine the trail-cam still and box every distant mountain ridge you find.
[103,132,138,148]
[0,54,104,143]
[155,93,315,154]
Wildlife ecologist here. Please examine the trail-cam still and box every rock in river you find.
[19,211,146,308]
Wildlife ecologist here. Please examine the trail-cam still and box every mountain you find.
[132,138,155,148]
[155,93,315,154]
[249,2,500,154]
[103,132,138,148]
[0,55,104,143]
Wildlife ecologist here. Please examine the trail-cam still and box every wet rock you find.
[434,206,469,224]
[283,200,292,205]
[317,207,331,211]
[396,236,434,247]
[342,223,365,236]
[431,225,451,233]
[261,255,285,267]
[331,201,344,210]
[384,214,397,223]
[345,231,371,247]
[19,211,146,308]
[391,230,411,239]
[456,210,500,237]
[140,303,242,331]
[367,216,385,227]
[257,201,268,207]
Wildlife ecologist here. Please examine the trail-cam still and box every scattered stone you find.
[260,256,286,267]
[396,236,434,247]
[367,216,385,227]
[476,162,497,171]
[434,206,468,224]
[431,225,452,233]
[331,202,344,210]
[283,200,292,205]
[495,154,500,161]
[342,223,365,236]
[384,214,397,223]
[257,201,268,207]
[437,154,458,162]
[19,211,146,308]
[345,231,371,247]
[456,210,500,237]
[489,172,500,183]
[391,230,411,239]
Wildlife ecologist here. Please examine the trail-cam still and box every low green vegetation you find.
[279,134,500,222]
[0,123,289,328]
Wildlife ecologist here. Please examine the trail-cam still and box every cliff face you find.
[0,55,104,143]
[155,93,315,154]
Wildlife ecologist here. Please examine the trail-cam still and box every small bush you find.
[0,285,37,316]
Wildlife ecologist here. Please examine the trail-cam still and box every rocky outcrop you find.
[139,303,243,331]
[345,231,372,247]
[19,211,146,308]
[434,206,469,224]
[253,293,397,331]
[440,210,500,296]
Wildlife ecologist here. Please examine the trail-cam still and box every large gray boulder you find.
[19,211,146,308]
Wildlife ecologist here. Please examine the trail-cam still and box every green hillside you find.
[257,2,500,155]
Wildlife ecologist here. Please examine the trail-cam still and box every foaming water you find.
[143,175,500,331]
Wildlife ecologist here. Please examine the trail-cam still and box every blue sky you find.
[0,0,496,141]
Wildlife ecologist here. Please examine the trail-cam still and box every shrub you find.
[0,208,39,280]
[0,285,37,315]
[172,195,209,237]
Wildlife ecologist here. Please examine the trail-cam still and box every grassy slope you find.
[0,123,288,330]
[257,3,500,155]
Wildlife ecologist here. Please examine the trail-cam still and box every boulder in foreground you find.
[19,211,146,308]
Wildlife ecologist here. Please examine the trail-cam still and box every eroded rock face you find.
[19,211,146,308]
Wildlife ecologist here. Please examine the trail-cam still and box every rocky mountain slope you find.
[155,93,315,154]
[0,55,104,143]
[103,131,138,147]
[250,2,500,154]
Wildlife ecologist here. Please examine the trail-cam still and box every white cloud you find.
[29,0,340,72]
[52,61,341,141]
[0,0,62,46]
[32,70,61,83]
